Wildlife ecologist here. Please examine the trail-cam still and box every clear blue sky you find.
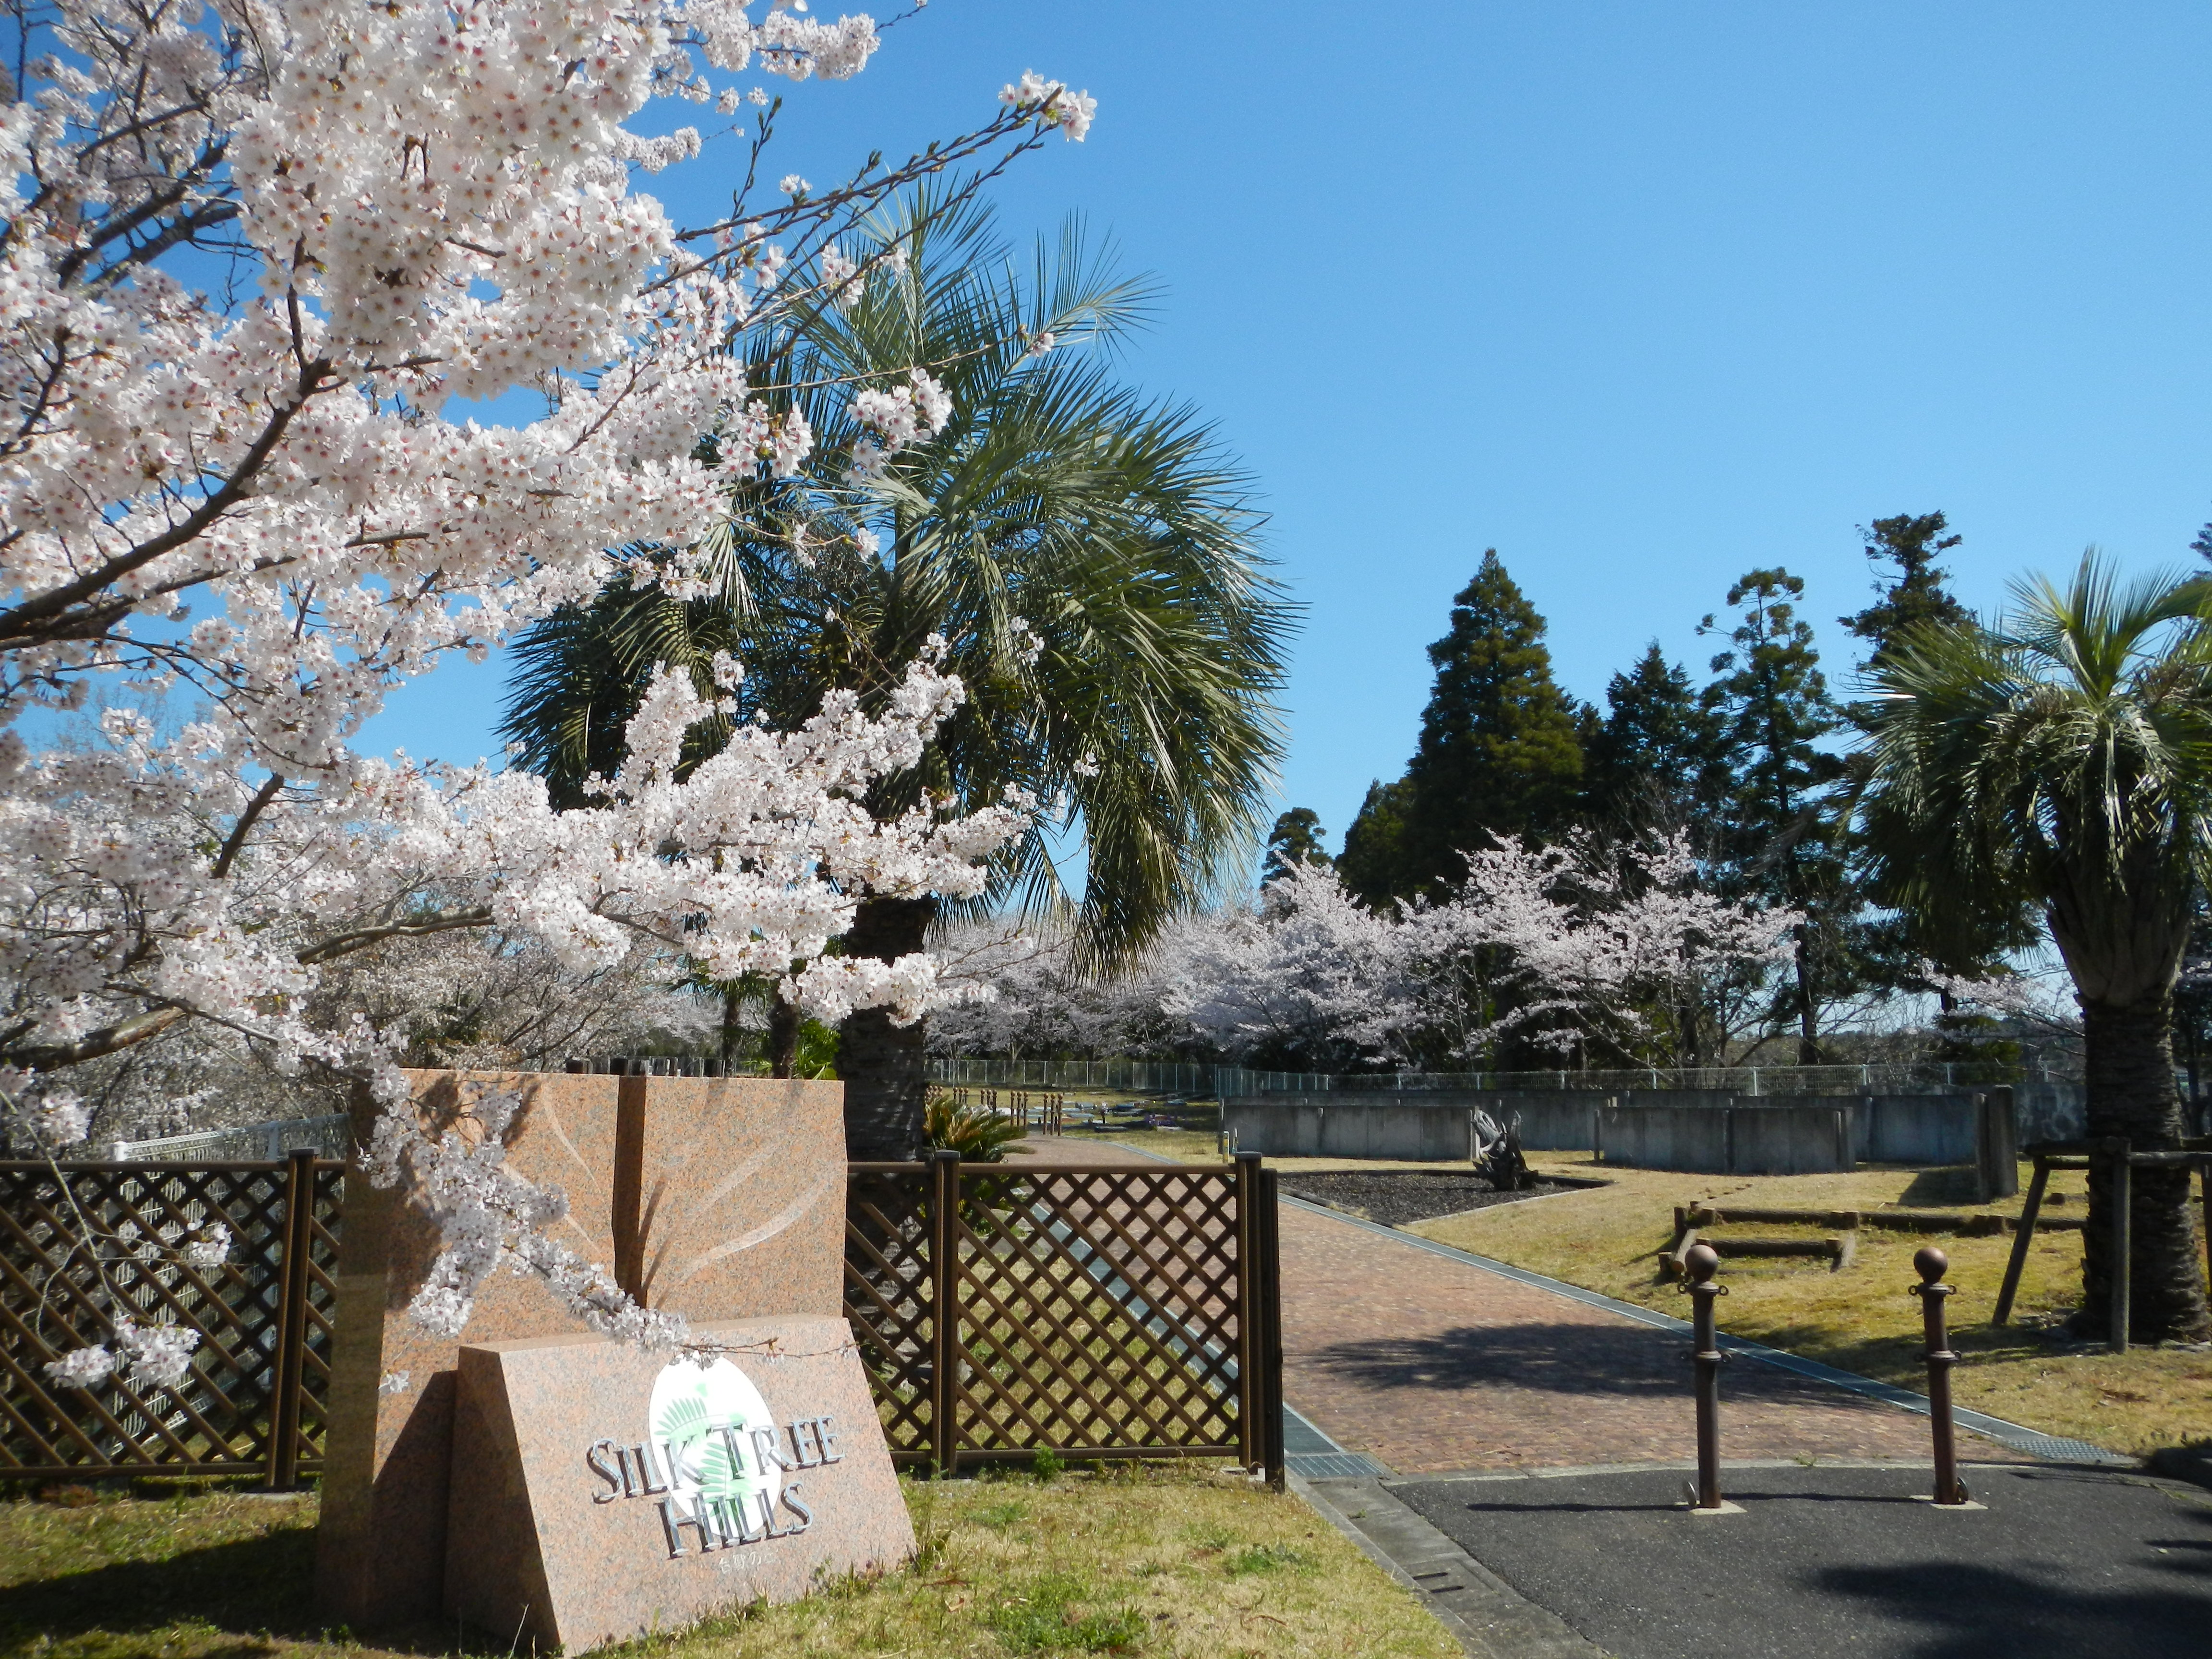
[363,1,2212,865]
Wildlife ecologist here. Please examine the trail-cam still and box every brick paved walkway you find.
[1009,1139,2028,1476]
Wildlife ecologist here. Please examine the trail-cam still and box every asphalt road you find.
[1393,1463,2212,1659]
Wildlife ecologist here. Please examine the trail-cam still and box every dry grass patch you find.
[1066,1128,1224,1164]
[0,1464,1455,1659]
[1407,1153,2212,1455]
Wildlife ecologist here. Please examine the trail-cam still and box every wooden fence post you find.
[929,1150,962,1476]
[1257,1164,1286,1491]
[1234,1152,1261,1471]
[2107,1138,2132,1354]
[266,1148,319,1490]
[1992,1155,2051,1327]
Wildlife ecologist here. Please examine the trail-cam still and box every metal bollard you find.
[1911,1247,1971,1506]
[1682,1242,1731,1512]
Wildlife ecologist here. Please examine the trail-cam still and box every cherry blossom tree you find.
[1162,862,1413,1070]
[928,840,1800,1076]
[0,0,1094,1377]
[1402,830,1800,1068]
[925,917,1183,1061]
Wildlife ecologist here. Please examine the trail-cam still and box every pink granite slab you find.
[621,1076,847,1323]
[314,1069,848,1630]
[445,1316,913,1652]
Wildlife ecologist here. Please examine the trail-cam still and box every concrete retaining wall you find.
[1222,1081,2087,1178]
[2013,1081,2088,1145]
[1596,1101,1854,1175]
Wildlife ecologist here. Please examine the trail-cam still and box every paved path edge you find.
[1276,1193,2132,1468]
[1292,1472,1608,1659]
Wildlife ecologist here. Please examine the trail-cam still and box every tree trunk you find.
[768,994,800,1080]
[1793,928,1820,1066]
[2080,994,2210,1342]
[838,894,938,1160]
[720,984,746,1075]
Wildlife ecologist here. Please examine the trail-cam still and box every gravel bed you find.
[1276,1168,1583,1226]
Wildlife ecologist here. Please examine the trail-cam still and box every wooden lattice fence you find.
[845,1151,1284,1480]
[0,1151,341,1484]
[3,1148,1283,1488]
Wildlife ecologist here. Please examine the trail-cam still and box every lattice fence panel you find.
[843,1168,934,1457]
[956,1167,1242,1455]
[287,1166,345,1475]
[842,1163,1248,1465]
[0,1161,342,1479]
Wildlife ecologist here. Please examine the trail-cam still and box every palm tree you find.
[502,190,1292,1158]
[1853,553,2212,1341]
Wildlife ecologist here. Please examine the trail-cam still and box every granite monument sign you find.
[445,1315,911,1650]
[314,1068,889,1639]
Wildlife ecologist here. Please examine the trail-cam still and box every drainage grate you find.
[1999,1433,2134,1466]
[1289,1450,1391,1480]
[1283,1403,1392,1479]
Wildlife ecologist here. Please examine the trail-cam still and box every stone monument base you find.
[445,1315,913,1652]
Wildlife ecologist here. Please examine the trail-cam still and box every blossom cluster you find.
[846,370,953,480]
[362,1081,694,1349]
[0,0,1094,1372]
[1000,71,1097,142]
[13,650,1026,1379]
[934,836,1803,1073]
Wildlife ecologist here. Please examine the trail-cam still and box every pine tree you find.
[1261,808,1331,886]
[1582,642,1723,829]
[1839,512,1972,690]
[1839,512,2032,1056]
[1701,568,1851,1063]
[1337,778,1413,906]
[1396,551,1585,894]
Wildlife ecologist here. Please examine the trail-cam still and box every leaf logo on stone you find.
[646,1357,779,1518]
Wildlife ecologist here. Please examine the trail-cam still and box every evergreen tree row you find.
[1270,512,2025,1065]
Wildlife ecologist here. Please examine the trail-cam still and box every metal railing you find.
[929,1056,2073,1098]
[106,1113,353,1164]
[1311,1062,2038,1095]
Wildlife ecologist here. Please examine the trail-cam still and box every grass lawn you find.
[1406,1153,2212,1456]
[1047,1127,1225,1164]
[0,1464,1455,1659]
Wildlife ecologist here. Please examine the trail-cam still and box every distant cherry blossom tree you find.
[929,837,1802,1076]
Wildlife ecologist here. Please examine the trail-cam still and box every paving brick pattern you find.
[1009,1140,2029,1476]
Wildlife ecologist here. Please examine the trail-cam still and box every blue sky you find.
[364,1,2212,865]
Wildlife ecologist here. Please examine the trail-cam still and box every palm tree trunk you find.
[768,995,800,1080]
[838,894,939,1160]
[2080,993,2210,1341]
[720,984,746,1074]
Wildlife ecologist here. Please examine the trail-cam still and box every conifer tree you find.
[1582,642,1724,830]
[1702,568,1851,1062]
[1395,551,1585,893]
[1840,512,1973,692]
[1337,779,1414,906]
[1839,512,2033,1051]
[1261,808,1332,886]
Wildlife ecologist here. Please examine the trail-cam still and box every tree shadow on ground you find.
[0,1521,509,1658]
[1809,1554,2212,1659]
[1298,1322,1882,1404]
[1744,1317,2069,1388]
[1895,1167,1982,1208]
